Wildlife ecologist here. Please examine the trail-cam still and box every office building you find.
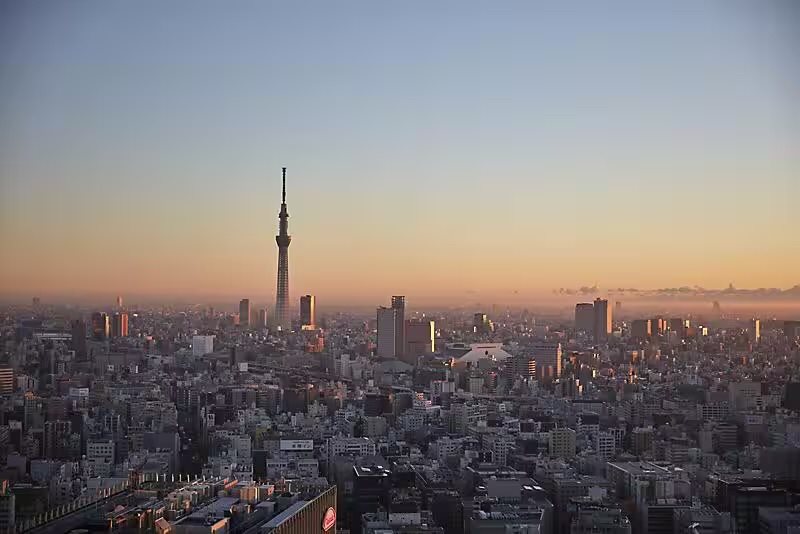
[258,307,268,328]
[71,319,87,360]
[239,298,251,327]
[111,312,128,338]
[44,420,72,459]
[0,366,14,395]
[668,318,686,339]
[405,319,435,358]
[87,440,115,477]
[759,507,800,534]
[549,427,576,458]
[593,299,611,343]
[784,320,800,339]
[532,342,562,381]
[0,481,14,533]
[630,319,651,340]
[751,318,760,342]
[274,167,292,329]
[192,335,215,357]
[91,312,109,340]
[474,313,489,334]
[300,294,316,330]
[376,306,397,358]
[391,296,406,358]
[575,303,594,334]
[651,317,664,336]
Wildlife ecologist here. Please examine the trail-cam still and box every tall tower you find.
[275,167,291,329]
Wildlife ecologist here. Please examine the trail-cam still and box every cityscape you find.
[1,2,800,534]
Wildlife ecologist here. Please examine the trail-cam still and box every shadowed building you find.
[301,295,316,330]
[239,298,251,327]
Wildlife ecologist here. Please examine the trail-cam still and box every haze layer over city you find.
[0,2,799,534]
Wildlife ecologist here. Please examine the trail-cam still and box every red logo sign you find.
[322,506,336,531]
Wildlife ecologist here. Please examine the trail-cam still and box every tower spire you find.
[275,167,291,330]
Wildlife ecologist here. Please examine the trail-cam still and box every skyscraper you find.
[391,296,406,358]
[593,298,611,343]
[405,319,435,359]
[473,313,489,334]
[111,312,128,338]
[71,319,87,360]
[376,306,397,358]
[239,298,251,327]
[258,308,268,328]
[274,167,291,330]
[300,295,316,330]
[575,303,594,333]
[91,312,109,340]
[751,318,761,342]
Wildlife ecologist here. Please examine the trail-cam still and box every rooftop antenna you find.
[282,167,286,203]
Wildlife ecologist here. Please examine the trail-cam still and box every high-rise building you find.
[376,307,397,358]
[70,319,87,360]
[630,319,651,340]
[575,303,594,334]
[239,298,251,327]
[115,295,123,309]
[474,313,489,334]
[532,342,562,381]
[300,295,316,330]
[91,312,109,340]
[784,320,800,339]
[274,167,291,330]
[405,319,435,358]
[668,318,686,339]
[751,318,761,342]
[192,335,215,357]
[392,296,406,358]
[593,299,611,343]
[0,366,14,395]
[651,317,664,336]
[111,312,128,338]
[258,308,268,328]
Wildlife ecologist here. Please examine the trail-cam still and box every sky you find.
[0,1,798,307]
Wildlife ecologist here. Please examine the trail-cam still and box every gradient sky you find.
[1,1,798,306]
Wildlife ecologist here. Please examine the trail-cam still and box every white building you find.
[594,432,616,460]
[87,440,115,478]
[192,335,215,357]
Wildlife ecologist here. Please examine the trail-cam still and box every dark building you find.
[283,387,308,414]
[239,298,251,327]
[364,393,390,417]
[91,312,109,340]
[784,320,800,339]
[783,383,800,412]
[111,312,128,337]
[300,295,316,329]
[715,479,792,534]
[43,420,72,459]
[70,319,87,360]
[260,485,337,533]
[391,296,405,358]
[351,465,391,534]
